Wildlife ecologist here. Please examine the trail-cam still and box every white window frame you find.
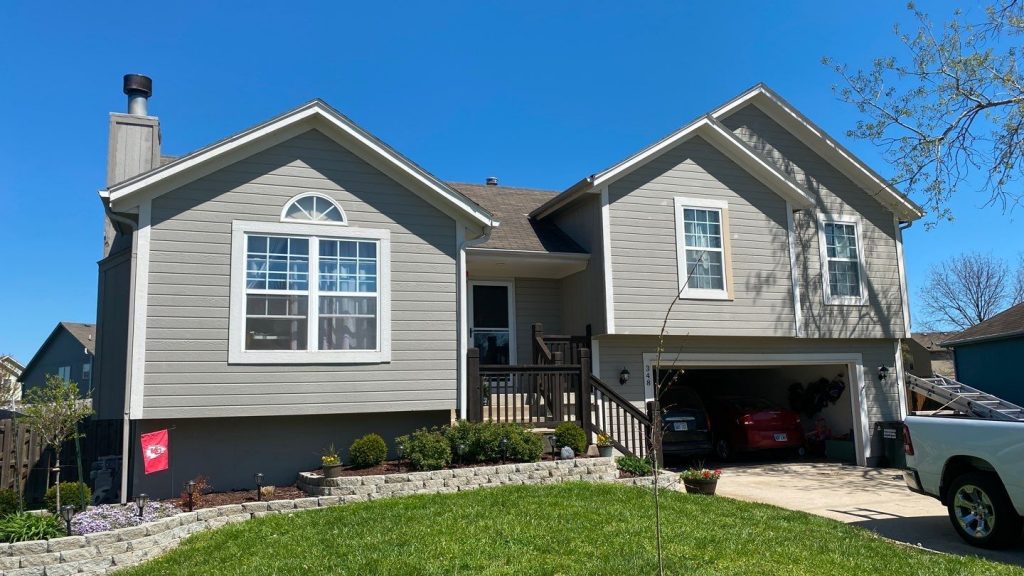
[817,215,868,306]
[228,220,391,364]
[673,197,731,300]
[280,192,348,225]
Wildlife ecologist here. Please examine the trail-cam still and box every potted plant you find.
[596,433,615,458]
[680,466,722,495]
[321,444,343,478]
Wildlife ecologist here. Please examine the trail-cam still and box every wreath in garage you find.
[787,374,846,418]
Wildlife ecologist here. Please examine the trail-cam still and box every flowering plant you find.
[596,433,613,447]
[321,444,340,466]
[679,467,722,481]
[70,502,180,536]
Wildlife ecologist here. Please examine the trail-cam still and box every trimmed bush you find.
[616,455,653,477]
[444,421,543,463]
[0,489,19,517]
[349,433,388,468]
[397,429,451,471]
[43,482,91,513]
[0,512,64,543]
[554,422,587,455]
[505,427,544,462]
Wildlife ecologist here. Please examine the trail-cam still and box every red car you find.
[708,396,805,460]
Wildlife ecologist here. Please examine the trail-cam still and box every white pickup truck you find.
[903,415,1024,548]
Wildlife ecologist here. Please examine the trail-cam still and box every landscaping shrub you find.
[397,429,451,471]
[71,502,180,535]
[43,482,91,513]
[0,489,20,517]
[554,422,587,455]
[616,455,653,477]
[505,427,544,462]
[0,512,64,542]
[444,421,543,463]
[349,433,388,468]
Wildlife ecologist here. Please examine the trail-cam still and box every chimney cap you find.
[123,74,153,98]
[485,177,499,186]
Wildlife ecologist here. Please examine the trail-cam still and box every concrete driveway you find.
[713,462,1024,566]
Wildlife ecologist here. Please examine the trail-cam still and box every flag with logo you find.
[140,429,169,474]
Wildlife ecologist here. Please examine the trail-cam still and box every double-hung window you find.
[674,197,731,300]
[819,217,866,305]
[229,220,391,364]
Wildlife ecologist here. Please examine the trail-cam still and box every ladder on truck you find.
[906,374,1024,421]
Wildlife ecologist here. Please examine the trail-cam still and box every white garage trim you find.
[641,352,870,467]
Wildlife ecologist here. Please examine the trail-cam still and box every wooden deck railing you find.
[531,323,591,366]
[467,346,652,459]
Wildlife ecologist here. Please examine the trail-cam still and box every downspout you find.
[104,201,138,505]
[457,224,494,418]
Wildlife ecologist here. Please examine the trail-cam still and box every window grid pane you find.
[681,207,725,290]
[823,222,861,298]
[319,240,378,294]
[246,235,309,291]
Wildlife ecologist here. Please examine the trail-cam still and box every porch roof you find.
[450,183,586,254]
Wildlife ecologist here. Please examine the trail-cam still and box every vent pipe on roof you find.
[485,177,499,186]
[123,74,153,116]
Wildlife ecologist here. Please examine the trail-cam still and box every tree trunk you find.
[54,452,61,513]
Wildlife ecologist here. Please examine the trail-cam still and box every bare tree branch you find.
[919,251,1021,329]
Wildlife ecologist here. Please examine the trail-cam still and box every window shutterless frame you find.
[673,196,732,300]
[228,220,391,364]
[817,215,868,306]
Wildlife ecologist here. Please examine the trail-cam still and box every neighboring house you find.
[906,332,955,378]
[0,355,24,404]
[942,302,1024,407]
[94,75,922,499]
[19,322,96,396]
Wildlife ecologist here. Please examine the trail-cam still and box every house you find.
[93,75,922,499]
[942,302,1024,407]
[0,355,23,404]
[19,322,95,396]
[905,332,955,378]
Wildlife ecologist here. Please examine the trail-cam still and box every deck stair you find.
[906,374,1024,421]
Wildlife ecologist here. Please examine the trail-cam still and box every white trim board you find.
[127,200,151,420]
[786,203,804,337]
[894,217,912,337]
[227,220,392,365]
[600,187,615,334]
[105,101,496,229]
[641,351,870,467]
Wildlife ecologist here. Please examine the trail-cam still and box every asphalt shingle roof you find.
[61,322,96,355]
[449,183,585,254]
[943,302,1024,346]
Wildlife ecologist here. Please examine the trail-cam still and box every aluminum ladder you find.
[906,373,1024,421]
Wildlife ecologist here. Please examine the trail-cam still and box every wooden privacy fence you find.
[467,346,654,459]
[0,419,45,495]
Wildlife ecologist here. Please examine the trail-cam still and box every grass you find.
[121,483,1022,576]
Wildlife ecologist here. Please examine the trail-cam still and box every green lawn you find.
[122,483,1021,576]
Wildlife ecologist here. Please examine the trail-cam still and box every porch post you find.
[532,323,543,364]
[467,348,481,422]
[579,348,593,445]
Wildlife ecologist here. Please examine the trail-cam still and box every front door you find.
[469,282,514,365]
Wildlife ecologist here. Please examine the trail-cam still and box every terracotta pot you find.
[598,445,614,458]
[683,478,718,496]
[322,464,344,478]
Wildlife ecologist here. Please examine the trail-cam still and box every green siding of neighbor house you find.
[952,337,1024,407]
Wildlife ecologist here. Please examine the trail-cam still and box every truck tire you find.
[946,471,1023,549]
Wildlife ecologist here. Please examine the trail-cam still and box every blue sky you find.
[1,1,1020,363]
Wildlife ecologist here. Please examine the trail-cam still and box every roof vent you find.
[485,177,499,186]
[123,74,153,116]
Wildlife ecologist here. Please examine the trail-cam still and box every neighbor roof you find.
[20,322,95,382]
[911,332,956,352]
[943,302,1024,347]
[450,183,585,254]
[102,100,496,229]
[532,83,925,222]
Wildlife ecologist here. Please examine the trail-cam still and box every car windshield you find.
[727,397,777,412]
[662,386,704,412]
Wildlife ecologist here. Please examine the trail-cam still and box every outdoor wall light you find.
[254,473,265,501]
[619,368,630,386]
[499,438,509,464]
[185,480,197,512]
[60,505,75,535]
[878,366,890,382]
[135,493,149,518]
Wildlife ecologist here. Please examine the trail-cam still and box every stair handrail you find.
[589,375,652,425]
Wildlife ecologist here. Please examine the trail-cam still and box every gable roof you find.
[449,183,585,254]
[101,100,496,229]
[943,302,1024,347]
[20,322,95,381]
[532,84,925,221]
[910,332,956,352]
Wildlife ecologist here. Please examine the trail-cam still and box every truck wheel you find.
[947,472,1023,549]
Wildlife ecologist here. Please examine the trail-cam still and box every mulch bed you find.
[164,486,306,510]
[317,454,597,478]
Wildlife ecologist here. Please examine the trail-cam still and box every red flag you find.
[140,429,169,475]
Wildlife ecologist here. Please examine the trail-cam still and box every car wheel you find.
[946,472,1023,549]
[715,439,731,461]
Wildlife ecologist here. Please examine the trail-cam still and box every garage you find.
[641,352,870,466]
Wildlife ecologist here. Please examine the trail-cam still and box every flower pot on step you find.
[683,479,718,496]
[598,445,614,458]
[322,464,344,478]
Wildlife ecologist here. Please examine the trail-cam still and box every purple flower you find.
[70,502,180,536]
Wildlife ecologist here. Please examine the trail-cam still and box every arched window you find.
[281,193,347,224]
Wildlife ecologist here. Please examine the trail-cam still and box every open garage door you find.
[643,353,869,466]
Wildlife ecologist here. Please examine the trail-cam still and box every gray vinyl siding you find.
[608,136,795,336]
[721,105,905,339]
[20,332,93,396]
[142,129,457,419]
[595,335,901,433]
[551,195,605,335]
[514,278,562,364]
